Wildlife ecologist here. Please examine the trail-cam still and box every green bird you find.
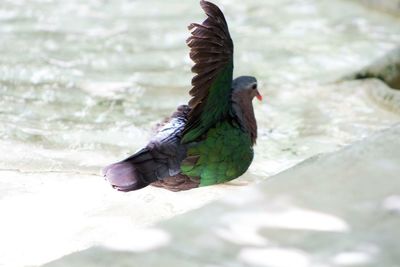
[102,0,262,191]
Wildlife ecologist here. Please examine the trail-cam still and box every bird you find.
[102,0,262,192]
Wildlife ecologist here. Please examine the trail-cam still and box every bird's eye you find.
[251,84,257,90]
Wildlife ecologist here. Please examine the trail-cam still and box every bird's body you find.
[181,119,254,186]
[103,0,261,192]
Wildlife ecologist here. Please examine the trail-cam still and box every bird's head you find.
[232,76,262,102]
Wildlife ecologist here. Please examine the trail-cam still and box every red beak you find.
[256,91,263,101]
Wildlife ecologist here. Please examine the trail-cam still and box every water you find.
[0,0,400,266]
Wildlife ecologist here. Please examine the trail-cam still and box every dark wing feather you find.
[181,0,234,143]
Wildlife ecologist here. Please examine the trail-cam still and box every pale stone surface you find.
[42,125,400,267]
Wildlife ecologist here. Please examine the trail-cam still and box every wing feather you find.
[181,0,234,143]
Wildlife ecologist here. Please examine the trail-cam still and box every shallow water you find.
[1,0,400,266]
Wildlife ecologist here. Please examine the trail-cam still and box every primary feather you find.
[182,0,234,143]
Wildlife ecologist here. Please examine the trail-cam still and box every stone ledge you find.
[42,124,400,267]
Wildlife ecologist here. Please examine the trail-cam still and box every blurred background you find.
[0,0,399,266]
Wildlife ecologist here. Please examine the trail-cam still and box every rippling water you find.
[1,0,400,266]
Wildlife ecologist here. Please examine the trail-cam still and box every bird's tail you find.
[102,148,166,191]
[102,105,189,192]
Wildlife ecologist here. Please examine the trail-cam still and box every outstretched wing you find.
[181,0,234,143]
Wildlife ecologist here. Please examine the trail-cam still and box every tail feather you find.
[102,160,148,191]
[123,148,153,163]
[102,147,176,191]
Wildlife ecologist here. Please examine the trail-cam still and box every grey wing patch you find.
[147,105,190,178]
